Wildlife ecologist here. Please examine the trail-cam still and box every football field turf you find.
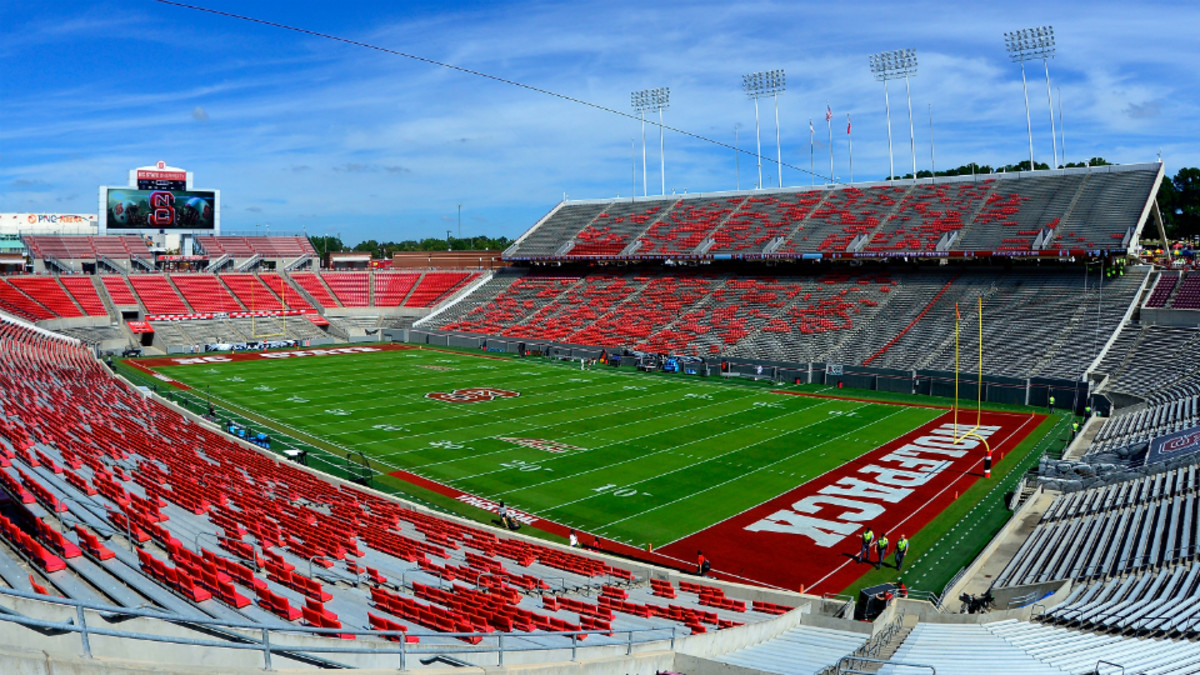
[139,344,1051,592]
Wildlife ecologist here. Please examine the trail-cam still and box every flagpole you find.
[847,114,854,184]
[809,119,814,186]
[826,102,834,182]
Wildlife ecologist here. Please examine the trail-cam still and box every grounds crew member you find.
[859,527,874,564]
[1072,420,1080,438]
[895,535,909,571]
[875,533,889,570]
[1048,395,1055,413]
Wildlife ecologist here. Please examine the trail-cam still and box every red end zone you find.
[657,410,1043,593]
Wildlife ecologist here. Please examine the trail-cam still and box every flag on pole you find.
[956,303,961,321]
[847,114,854,184]
[826,102,834,181]
[809,119,814,138]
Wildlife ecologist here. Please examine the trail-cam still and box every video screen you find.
[104,188,217,230]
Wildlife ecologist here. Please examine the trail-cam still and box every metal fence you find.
[0,586,682,670]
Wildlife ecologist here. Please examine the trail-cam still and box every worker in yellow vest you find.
[875,534,889,570]
[859,527,874,564]
[895,535,909,571]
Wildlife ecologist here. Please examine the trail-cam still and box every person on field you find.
[876,533,889,570]
[498,501,517,530]
[697,550,711,577]
[859,527,874,564]
[895,535,909,571]
[1048,395,1055,413]
[568,529,579,548]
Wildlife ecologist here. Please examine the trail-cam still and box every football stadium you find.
[1,4,1199,675]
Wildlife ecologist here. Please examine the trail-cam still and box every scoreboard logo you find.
[426,388,520,403]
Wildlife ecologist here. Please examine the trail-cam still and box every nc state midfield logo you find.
[426,388,520,403]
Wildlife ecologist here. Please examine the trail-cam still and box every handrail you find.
[836,655,934,674]
[0,585,681,670]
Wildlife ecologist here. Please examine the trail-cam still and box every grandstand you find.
[505,164,1157,262]
[4,159,1200,673]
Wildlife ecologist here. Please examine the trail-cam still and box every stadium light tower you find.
[869,49,917,181]
[631,87,670,196]
[1005,26,1057,170]
[742,69,786,189]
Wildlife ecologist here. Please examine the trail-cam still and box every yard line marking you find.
[587,405,913,528]
[397,391,767,469]
[484,398,858,496]
[425,390,793,475]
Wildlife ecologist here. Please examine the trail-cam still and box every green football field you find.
[138,345,1066,593]
[153,347,942,545]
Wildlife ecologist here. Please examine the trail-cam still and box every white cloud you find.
[0,0,1196,242]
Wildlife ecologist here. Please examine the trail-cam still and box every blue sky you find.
[0,1,1196,245]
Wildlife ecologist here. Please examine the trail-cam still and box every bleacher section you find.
[373,271,421,306]
[290,272,341,309]
[1145,271,1179,308]
[101,275,138,306]
[1088,395,1200,459]
[168,275,243,313]
[258,273,312,311]
[505,164,1158,261]
[322,272,371,307]
[0,279,54,322]
[994,465,1199,589]
[58,277,108,317]
[127,275,191,315]
[1096,326,1200,403]
[6,277,83,318]
[0,315,784,666]
[431,267,1147,380]
[568,203,666,256]
[23,235,152,265]
[195,236,317,259]
[882,620,1200,674]
[1170,271,1200,309]
[403,271,479,308]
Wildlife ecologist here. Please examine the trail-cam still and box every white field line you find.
[593,405,913,530]
[230,365,639,426]
[402,390,768,470]
[488,399,864,500]
[648,406,944,549]
[354,384,723,446]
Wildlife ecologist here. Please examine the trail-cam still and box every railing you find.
[904,589,944,611]
[822,592,856,619]
[818,610,907,675]
[0,586,682,670]
[835,655,935,675]
[937,567,967,610]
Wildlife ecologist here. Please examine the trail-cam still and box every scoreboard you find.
[99,161,220,234]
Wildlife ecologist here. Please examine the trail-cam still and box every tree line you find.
[308,235,512,260]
